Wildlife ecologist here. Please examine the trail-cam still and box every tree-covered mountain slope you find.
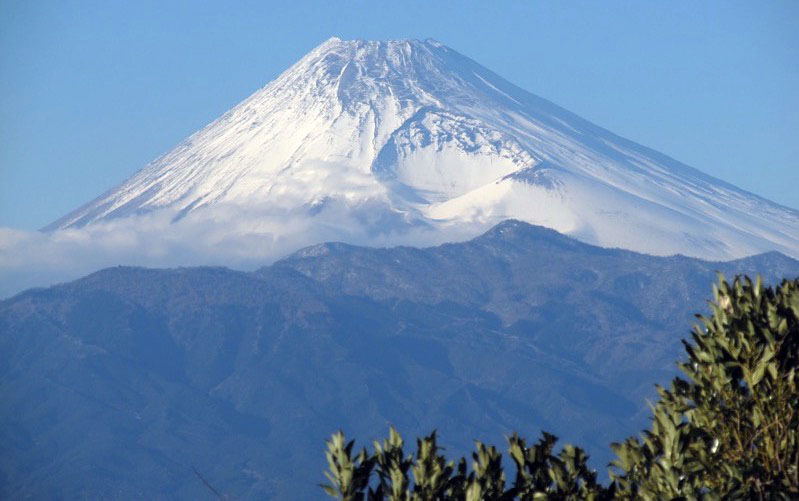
[2,221,798,499]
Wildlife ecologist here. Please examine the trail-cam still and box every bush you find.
[321,276,799,500]
[611,275,799,499]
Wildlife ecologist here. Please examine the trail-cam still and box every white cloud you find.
[0,203,491,299]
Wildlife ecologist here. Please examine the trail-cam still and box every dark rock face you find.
[2,221,798,499]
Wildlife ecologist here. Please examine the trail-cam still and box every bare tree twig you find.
[192,466,227,500]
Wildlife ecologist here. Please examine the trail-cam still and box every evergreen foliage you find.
[321,276,799,499]
[611,275,799,499]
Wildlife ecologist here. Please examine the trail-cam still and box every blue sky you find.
[1,0,797,229]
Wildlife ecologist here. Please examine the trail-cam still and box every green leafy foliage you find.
[322,427,610,500]
[322,431,375,500]
[611,275,799,499]
[322,276,799,499]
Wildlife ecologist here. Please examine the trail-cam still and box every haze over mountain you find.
[3,221,798,499]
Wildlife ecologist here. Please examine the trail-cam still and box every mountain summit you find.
[47,38,799,260]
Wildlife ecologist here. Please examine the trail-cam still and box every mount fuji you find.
[47,37,799,260]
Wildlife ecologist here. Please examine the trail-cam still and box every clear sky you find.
[1,0,797,229]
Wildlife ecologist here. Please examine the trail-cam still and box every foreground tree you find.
[611,275,799,499]
[322,428,610,500]
[322,276,799,499]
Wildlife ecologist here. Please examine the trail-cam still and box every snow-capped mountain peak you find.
[46,37,799,261]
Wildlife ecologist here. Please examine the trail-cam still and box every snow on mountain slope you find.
[45,37,799,260]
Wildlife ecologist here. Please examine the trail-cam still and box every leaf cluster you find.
[611,275,799,499]
[322,427,610,500]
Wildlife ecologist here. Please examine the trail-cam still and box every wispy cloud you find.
[0,204,490,298]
